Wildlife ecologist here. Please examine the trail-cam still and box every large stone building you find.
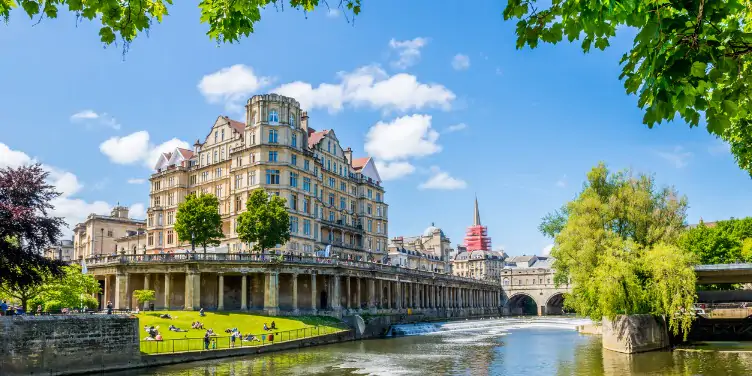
[501,255,570,315]
[72,206,146,259]
[44,239,74,262]
[145,94,388,260]
[387,224,453,273]
[452,198,505,281]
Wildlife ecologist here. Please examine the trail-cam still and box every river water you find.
[126,317,752,375]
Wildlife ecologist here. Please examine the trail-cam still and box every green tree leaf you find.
[236,189,291,253]
[175,193,224,252]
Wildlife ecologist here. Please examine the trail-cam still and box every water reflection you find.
[118,318,752,376]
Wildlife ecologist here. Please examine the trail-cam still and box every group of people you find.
[144,325,163,341]
[263,321,277,331]
[191,321,205,329]
[0,301,24,316]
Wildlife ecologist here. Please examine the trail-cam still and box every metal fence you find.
[140,324,349,354]
[1,308,132,317]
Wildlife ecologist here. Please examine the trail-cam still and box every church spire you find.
[473,194,481,226]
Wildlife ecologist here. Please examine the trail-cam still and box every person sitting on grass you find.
[263,323,270,331]
[155,334,163,341]
[270,321,277,330]
[244,333,261,342]
[168,325,187,332]
[159,313,172,319]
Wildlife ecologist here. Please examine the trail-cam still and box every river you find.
[124,317,752,375]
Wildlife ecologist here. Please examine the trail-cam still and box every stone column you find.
[378,280,383,309]
[164,273,171,309]
[241,273,248,311]
[311,274,317,313]
[103,276,110,308]
[192,272,202,310]
[332,275,342,311]
[356,277,361,310]
[407,283,412,309]
[143,274,151,310]
[184,272,194,310]
[387,281,392,309]
[396,282,402,310]
[264,272,279,315]
[368,279,375,310]
[346,276,352,310]
[217,272,225,311]
[115,272,126,310]
[292,273,299,314]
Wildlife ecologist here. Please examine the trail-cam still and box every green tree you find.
[503,0,752,176]
[678,217,752,264]
[174,193,224,253]
[2,0,361,47]
[236,189,290,253]
[32,264,101,311]
[133,289,156,307]
[543,163,696,337]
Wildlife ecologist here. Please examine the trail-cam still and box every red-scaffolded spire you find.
[463,195,492,251]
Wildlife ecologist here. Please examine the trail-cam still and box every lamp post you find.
[100,228,104,256]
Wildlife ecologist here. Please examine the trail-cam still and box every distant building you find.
[44,239,74,262]
[114,230,148,255]
[452,197,505,281]
[388,223,453,273]
[72,205,146,259]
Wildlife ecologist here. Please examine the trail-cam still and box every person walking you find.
[107,301,113,315]
[204,331,211,350]
[0,300,7,316]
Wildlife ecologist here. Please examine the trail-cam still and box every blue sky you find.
[1,0,750,256]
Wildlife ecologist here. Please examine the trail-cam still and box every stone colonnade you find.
[98,267,502,316]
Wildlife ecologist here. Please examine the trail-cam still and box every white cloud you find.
[555,175,567,188]
[657,146,692,168]
[365,114,441,161]
[129,203,147,219]
[99,131,189,169]
[418,167,467,190]
[451,54,471,71]
[198,64,272,112]
[47,168,83,197]
[70,110,120,130]
[444,123,467,133]
[272,65,455,114]
[375,161,416,181]
[389,37,429,69]
[542,244,553,256]
[50,197,111,236]
[327,8,340,17]
[127,178,146,184]
[0,142,33,168]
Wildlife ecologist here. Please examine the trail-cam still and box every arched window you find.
[251,112,256,124]
[289,114,295,128]
[268,110,279,123]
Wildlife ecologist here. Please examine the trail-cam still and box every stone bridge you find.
[500,268,571,316]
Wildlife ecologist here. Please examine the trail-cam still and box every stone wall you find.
[0,315,140,375]
[601,314,669,353]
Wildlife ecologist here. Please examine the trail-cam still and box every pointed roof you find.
[351,157,370,170]
[308,130,329,148]
[473,195,481,226]
[222,116,246,134]
[176,148,194,159]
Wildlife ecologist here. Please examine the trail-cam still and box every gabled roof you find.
[351,157,370,170]
[223,116,245,134]
[308,130,329,148]
[176,148,194,160]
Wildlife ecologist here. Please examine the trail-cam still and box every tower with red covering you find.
[463,196,492,251]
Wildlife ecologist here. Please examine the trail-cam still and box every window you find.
[215,167,222,178]
[248,171,256,186]
[304,160,309,171]
[291,134,297,147]
[291,155,297,166]
[189,175,197,185]
[313,184,318,196]
[201,171,209,182]
[289,114,295,127]
[235,174,242,189]
[303,197,310,214]
[221,129,225,141]
[376,193,381,202]
[215,185,223,198]
[327,160,331,171]
[367,204,372,215]
[328,193,335,206]
[268,110,279,123]
[213,150,217,163]
[328,177,335,188]
[340,197,346,209]
[303,220,311,235]
[290,216,299,233]
[289,172,298,188]
[368,220,373,232]
[377,222,381,234]
[221,147,225,160]
[214,131,218,143]
[269,129,278,143]
[154,196,161,206]
[167,230,173,245]
[235,196,242,212]
[314,166,318,176]
[314,224,319,240]
[290,194,298,210]
[167,212,174,225]
[107,230,113,237]
[158,231,163,246]
[148,234,154,246]
[377,206,382,217]
[303,178,311,192]
[327,141,331,152]
[329,210,335,222]
[340,181,346,191]
[266,169,280,184]
[268,151,278,162]
[368,189,373,199]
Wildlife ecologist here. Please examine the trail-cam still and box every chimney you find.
[301,111,309,132]
[193,139,202,154]
[344,147,353,165]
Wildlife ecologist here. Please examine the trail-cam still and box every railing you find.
[2,308,133,317]
[140,324,349,354]
[80,253,499,286]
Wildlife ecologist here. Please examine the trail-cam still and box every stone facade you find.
[388,224,453,273]
[145,94,388,260]
[44,239,74,262]
[500,258,571,315]
[73,206,146,259]
[0,315,139,375]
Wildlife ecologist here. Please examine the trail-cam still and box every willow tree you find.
[542,163,696,336]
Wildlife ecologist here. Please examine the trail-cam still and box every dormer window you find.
[268,110,279,123]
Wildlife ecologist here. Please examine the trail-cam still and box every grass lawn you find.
[136,311,345,354]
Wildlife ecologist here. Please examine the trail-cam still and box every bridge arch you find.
[544,292,565,315]
[506,292,539,316]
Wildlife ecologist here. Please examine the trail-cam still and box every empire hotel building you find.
[145,94,389,260]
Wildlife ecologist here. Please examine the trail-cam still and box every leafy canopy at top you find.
[236,189,290,252]
[174,193,224,251]
[543,163,696,337]
[1,0,361,48]
[678,217,752,265]
[503,0,752,176]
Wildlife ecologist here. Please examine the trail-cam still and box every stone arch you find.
[506,292,539,316]
[544,292,566,315]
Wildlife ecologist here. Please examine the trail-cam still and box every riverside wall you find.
[601,314,670,354]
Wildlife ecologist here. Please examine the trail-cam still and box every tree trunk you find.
[191,240,195,252]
